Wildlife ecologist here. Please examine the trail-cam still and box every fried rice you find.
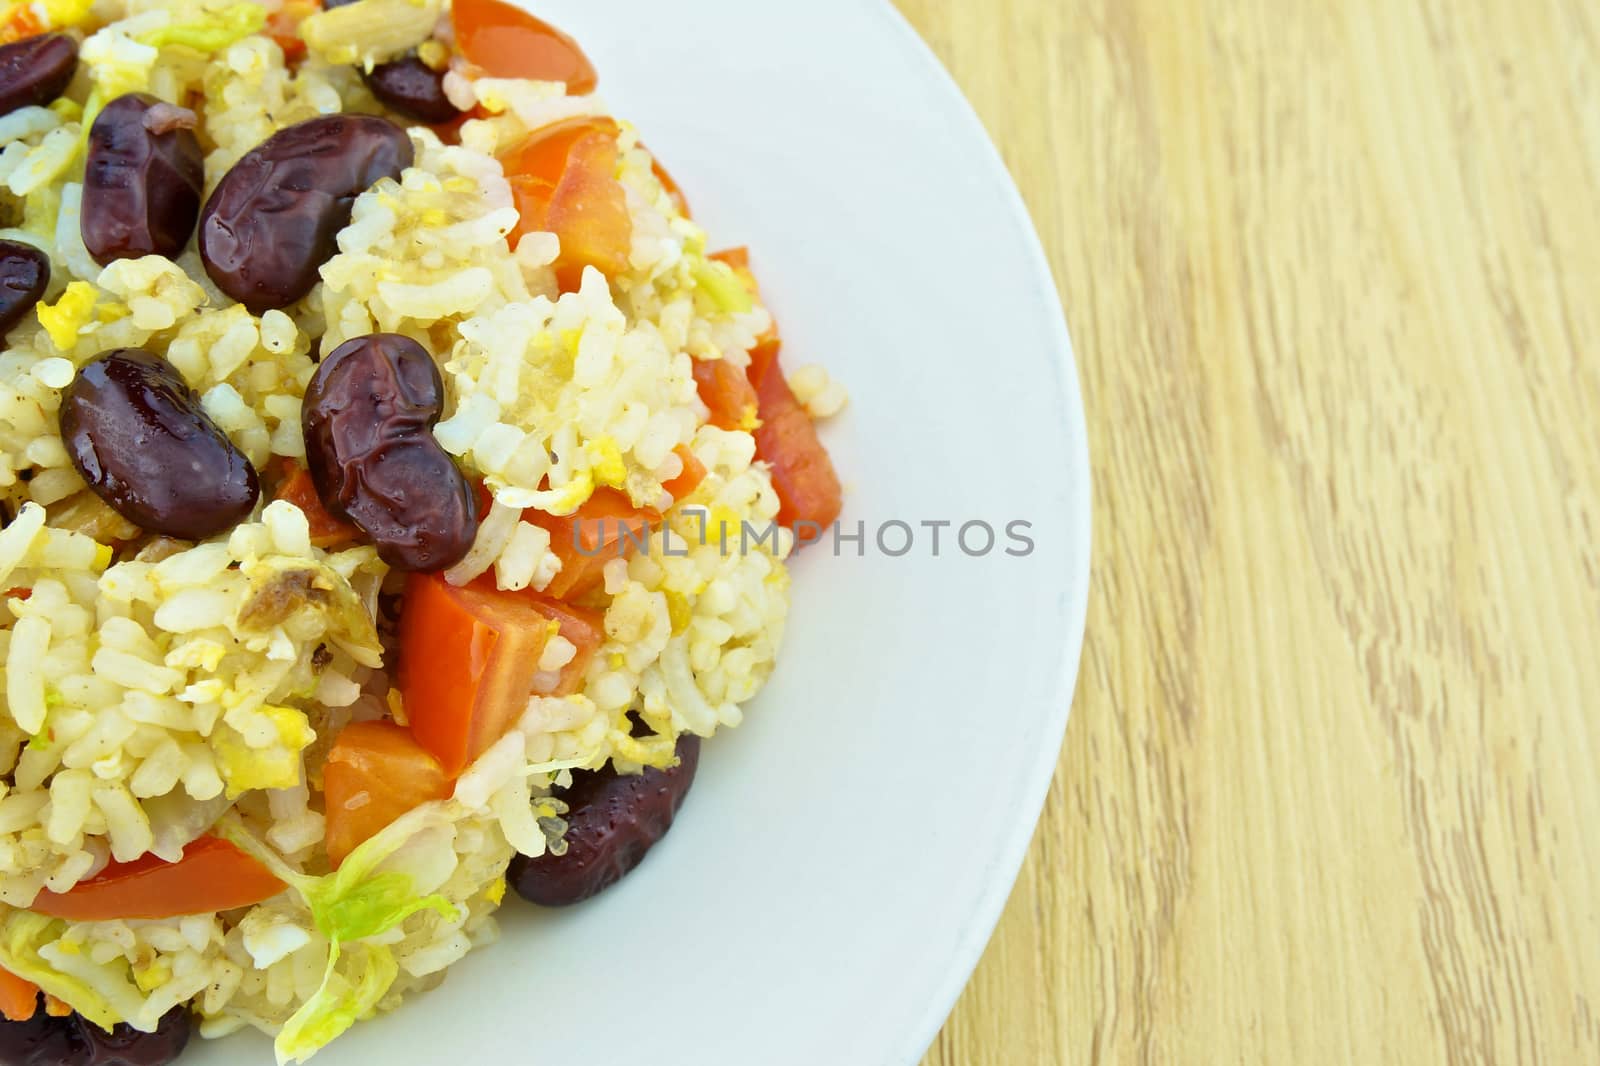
[0,0,839,1060]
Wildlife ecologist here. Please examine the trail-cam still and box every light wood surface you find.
[898,0,1600,1062]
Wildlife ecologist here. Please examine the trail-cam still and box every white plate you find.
[193,1,1089,1062]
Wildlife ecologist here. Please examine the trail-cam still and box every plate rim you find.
[863,3,1094,1062]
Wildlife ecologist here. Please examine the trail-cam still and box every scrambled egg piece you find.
[214,706,316,797]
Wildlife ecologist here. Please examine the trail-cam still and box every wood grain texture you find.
[898,0,1600,1062]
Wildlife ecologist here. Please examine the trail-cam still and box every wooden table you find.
[899,0,1600,1062]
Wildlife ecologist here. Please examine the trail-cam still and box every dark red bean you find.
[60,349,260,540]
[0,34,78,117]
[302,333,478,571]
[509,734,702,907]
[82,94,205,266]
[0,239,49,339]
[199,116,413,312]
[0,1003,191,1066]
[363,56,463,125]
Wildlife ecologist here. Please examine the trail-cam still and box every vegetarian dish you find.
[0,0,844,1061]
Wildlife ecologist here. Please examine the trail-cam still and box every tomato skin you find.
[693,357,761,432]
[452,0,596,94]
[28,837,284,921]
[502,118,632,291]
[521,592,603,696]
[661,445,707,502]
[650,155,690,218]
[0,966,38,1022]
[399,572,554,774]
[324,720,454,866]
[749,347,842,532]
[273,462,361,549]
[523,488,654,601]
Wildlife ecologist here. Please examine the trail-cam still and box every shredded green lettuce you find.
[692,258,755,315]
[275,941,398,1064]
[135,3,266,52]
[217,808,461,1064]
[0,912,143,1032]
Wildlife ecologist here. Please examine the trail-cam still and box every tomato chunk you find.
[452,0,596,93]
[273,462,361,549]
[265,0,316,62]
[749,347,843,532]
[661,444,707,502]
[692,356,761,432]
[650,154,690,218]
[521,592,604,696]
[324,720,454,867]
[29,837,284,921]
[399,572,554,774]
[0,966,38,1023]
[524,487,655,601]
[503,118,632,291]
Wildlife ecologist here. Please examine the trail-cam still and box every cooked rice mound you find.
[0,0,803,1059]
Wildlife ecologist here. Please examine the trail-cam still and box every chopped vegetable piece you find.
[523,487,654,601]
[504,119,632,291]
[28,836,285,921]
[749,345,843,532]
[0,964,38,1022]
[324,720,454,867]
[265,0,316,62]
[452,0,596,93]
[662,444,708,502]
[521,590,603,696]
[274,462,363,549]
[692,356,761,432]
[650,152,690,217]
[399,572,554,774]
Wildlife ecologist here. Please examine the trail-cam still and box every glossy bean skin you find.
[0,34,78,117]
[60,349,260,540]
[0,1004,191,1066]
[363,56,463,125]
[509,734,702,907]
[302,333,478,571]
[82,93,205,265]
[199,116,413,312]
[0,239,49,339]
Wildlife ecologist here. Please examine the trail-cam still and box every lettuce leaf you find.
[692,258,755,315]
[0,912,145,1032]
[275,941,398,1065]
[136,3,266,52]
[217,809,462,1063]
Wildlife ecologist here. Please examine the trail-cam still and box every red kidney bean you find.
[60,349,260,540]
[302,333,479,571]
[0,239,49,339]
[199,115,413,312]
[509,734,703,907]
[0,34,78,117]
[363,56,463,125]
[0,1003,191,1066]
[82,93,205,265]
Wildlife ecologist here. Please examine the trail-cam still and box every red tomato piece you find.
[523,487,655,601]
[273,462,362,549]
[29,838,285,921]
[399,572,554,774]
[502,118,632,290]
[749,346,843,533]
[0,967,38,1023]
[692,356,761,432]
[323,720,454,866]
[452,0,596,94]
[520,591,604,697]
